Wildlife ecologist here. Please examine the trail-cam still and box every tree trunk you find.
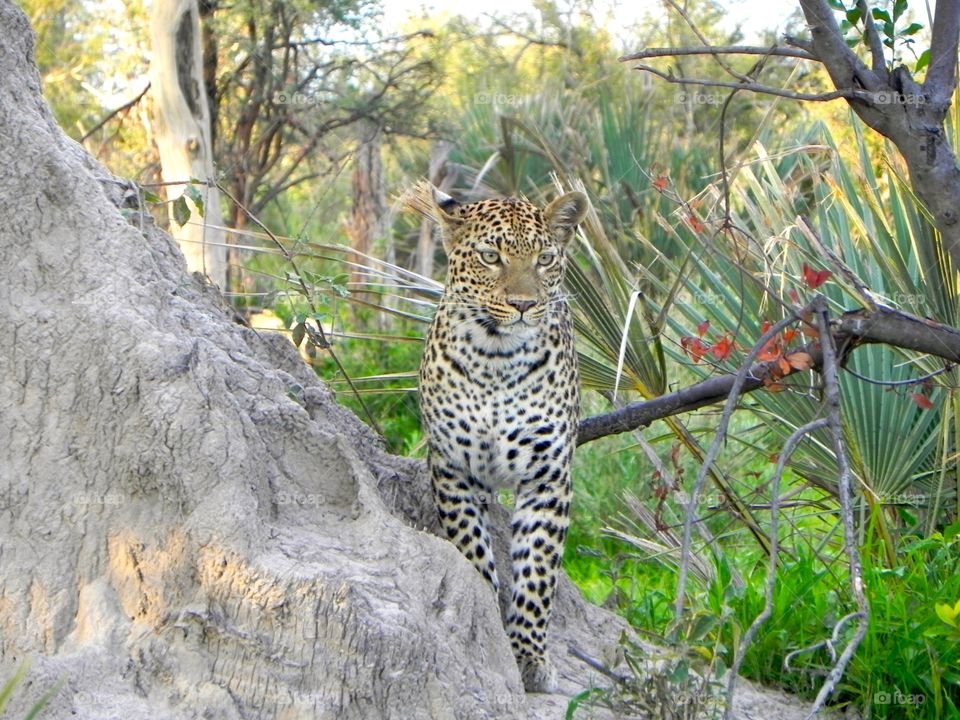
[415,140,453,280]
[346,118,387,292]
[0,4,816,718]
[150,0,227,289]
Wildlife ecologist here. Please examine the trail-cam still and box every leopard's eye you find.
[478,249,500,265]
[537,252,557,267]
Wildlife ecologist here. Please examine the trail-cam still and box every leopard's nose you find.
[509,299,536,314]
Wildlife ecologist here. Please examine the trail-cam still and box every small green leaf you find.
[845,7,862,25]
[893,0,907,21]
[827,0,846,9]
[565,687,606,719]
[883,20,895,37]
[172,195,191,226]
[184,185,205,217]
[142,189,162,203]
[872,8,891,22]
[899,22,923,36]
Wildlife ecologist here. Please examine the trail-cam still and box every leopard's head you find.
[406,183,588,334]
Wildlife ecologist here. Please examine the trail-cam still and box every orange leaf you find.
[802,263,832,290]
[786,351,814,370]
[688,215,706,233]
[788,288,800,305]
[910,393,935,410]
[801,324,820,338]
[778,357,792,375]
[710,335,734,361]
[681,336,707,364]
[765,381,786,392]
[757,339,781,362]
[653,175,669,191]
[697,319,710,337]
[783,329,797,344]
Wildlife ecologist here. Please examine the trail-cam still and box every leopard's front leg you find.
[429,453,501,594]
[504,450,573,693]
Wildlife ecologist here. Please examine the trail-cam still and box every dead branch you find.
[723,417,829,720]
[577,304,960,446]
[805,297,869,717]
[618,46,816,62]
[627,63,862,102]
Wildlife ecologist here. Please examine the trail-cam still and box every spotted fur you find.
[408,183,587,692]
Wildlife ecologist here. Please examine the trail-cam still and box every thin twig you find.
[661,0,752,82]
[80,82,151,143]
[844,363,954,386]
[724,417,829,720]
[568,644,631,684]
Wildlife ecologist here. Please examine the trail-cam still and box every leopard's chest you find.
[420,314,578,483]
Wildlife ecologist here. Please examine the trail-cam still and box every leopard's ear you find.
[543,191,588,245]
[403,181,464,230]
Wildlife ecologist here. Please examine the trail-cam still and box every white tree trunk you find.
[149,0,227,288]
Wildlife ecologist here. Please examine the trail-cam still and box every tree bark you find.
[150,0,227,288]
[797,0,960,268]
[346,117,388,291]
[0,4,818,718]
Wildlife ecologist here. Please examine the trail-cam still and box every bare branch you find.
[856,0,890,81]
[618,45,816,62]
[724,417,830,720]
[630,63,863,102]
[577,304,960,446]
[805,297,869,717]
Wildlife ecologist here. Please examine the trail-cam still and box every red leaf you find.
[802,263,832,290]
[710,335,734,361]
[688,214,706,233]
[681,336,707,363]
[783,329,797,344]
[653,175,669,191]
[788,288,801,305]
[910,392,935,410]
[697,319,710,337]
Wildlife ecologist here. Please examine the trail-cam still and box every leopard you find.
[406,182,588,693]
